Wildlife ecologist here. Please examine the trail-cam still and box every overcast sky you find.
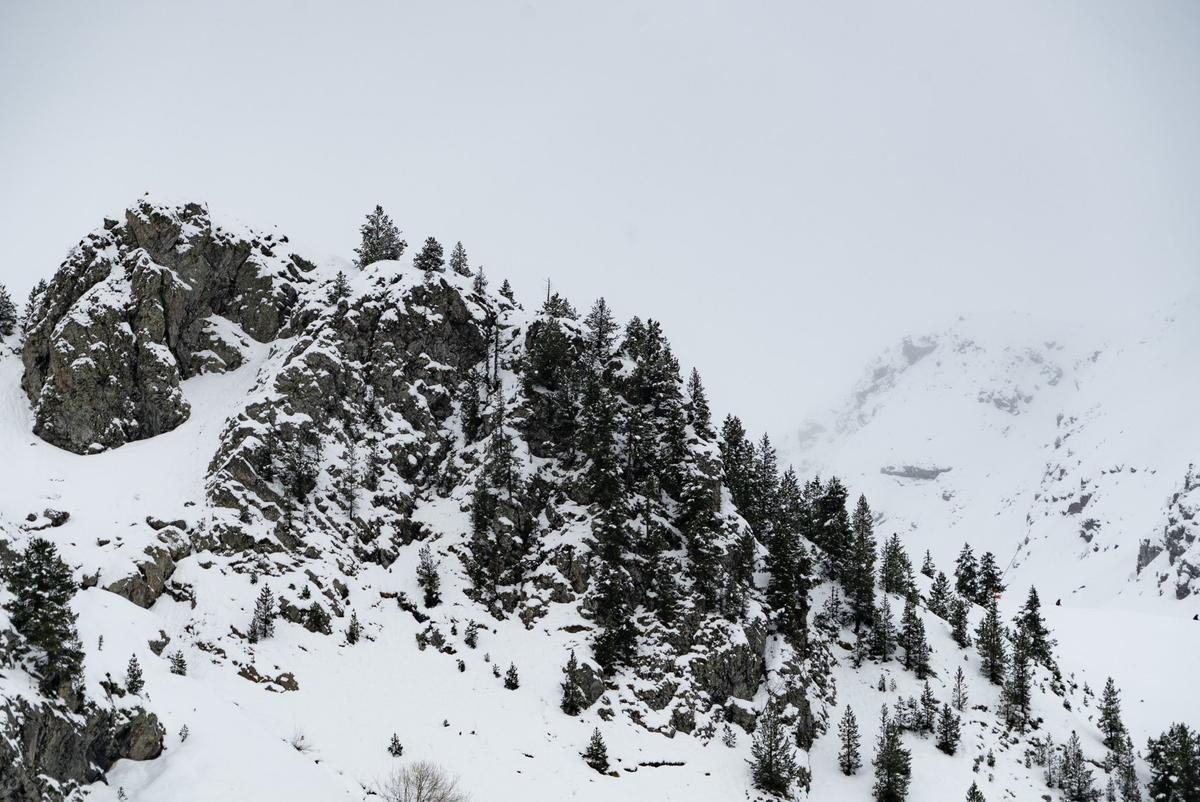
[2,1,1197,440]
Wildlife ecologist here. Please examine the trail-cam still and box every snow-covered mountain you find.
[1,199,1195,802]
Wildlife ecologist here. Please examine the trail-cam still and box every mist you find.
[2,0,1196,439]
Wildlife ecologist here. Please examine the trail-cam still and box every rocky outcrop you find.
[0,697,163,802]
[103,526,191,609]
[21,198,313,454]
[1138,465,1200,598]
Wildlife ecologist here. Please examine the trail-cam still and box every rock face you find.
[21,198,313,454]
[1138,465,1200,599]
[0,697,164,802]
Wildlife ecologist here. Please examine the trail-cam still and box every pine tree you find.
[873,706,912,802]
[504,663,520,690]
[560,650,586,715]
[1116,733,1142,802]
[838,705,862,775]
[249,585,276,642]
[936,704,961,755]
[751,704,798,797]
[1002,627,1033,732]
[928,571,952,618]
[0,283,16,336]
[1062,731,1099,802]
[416,546,441,608]
[583,297,618,374]
[354,205,406,267]
[950,595,972,648]
[472,266,488,294]
[328,271,351,303]
[388,733,404,757]
[413,236,445,274]
[966,782,986,802]
[978,551,1005,602]
[1097,677,1126,753]
[955,544,979,602]
[921,550,936,578]
[1146,723,1199,802]
[719,415,756,517]
[880,534,914,597]
[449,241,471,276]
[686,368,712,437]
[2,537,84,693]
[1014,586,1055,666]
[917,682,938,734]
[126,654,145,694]
[952,666,969,712]
[346,611,362,644]
[872,597,897,662]
[591,563,636,672]
[499,279,515,302]
[583,728,610,773]
[846,494,879,631]
[169,650,187,676]
[899,598,930,678]
[975,595,1007,685]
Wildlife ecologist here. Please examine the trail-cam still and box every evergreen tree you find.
[838,705,863,775]
[952,666,969,712]
[814,477,853,578]
[928,571,952,619]
[169,650,187,676]
[0,283,17,336]
[686,368,712,437]
[966,782,986,802]
[846,494,879,631]
[751,704,798,797]
[1116,733,1142,802]
[2,537,84,693]
[249,585,276,642]
[920,550,936,578]
[449,241,471,276]
[1097,677,1126,753]
[126,654,145,694]
[504,663,520,690]
[899,598,931,678]
[346,611,362,644]
[975,596,1007,685]
[583,297,618,374]
[388,734,404,757]
[1146,723,1200,802]
[873,706,912,802]
[328,271,351,303]
[949,595,972,648]
[719,415,756,516]
[354,205,406,267]
[955,544,979,602]
[1014,586,1055,666]
[936,704,961,755]
[583,728,610,773]
[591,563,636,672]
[413,236,445,274]
[1062,731,1099,802]
[879,534,914,597]
[1002,626,1034,731]
[978,551,1005,601]
[416,545,441,608]
[499,279,515,302]
[472,266,488,294]
[560,650,586,715]
[872,597,897,662]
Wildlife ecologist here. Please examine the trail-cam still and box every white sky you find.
[2,1,1197,439]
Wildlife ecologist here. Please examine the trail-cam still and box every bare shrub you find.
[289,728,313,754]
[375,760,469,802]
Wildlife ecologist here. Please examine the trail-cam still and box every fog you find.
[2,0,1196,439]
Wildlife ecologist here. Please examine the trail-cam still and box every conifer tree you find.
[880,534,914,597]
[472,266,488,294]
[928,571,952,618]
[751,704,798,797]
[504,663,520,690]
[975,596,1007,685]
[1061,731,1099,802]
[0,283,17,336]
[917,682,938,734]
[838,705,863,775]
[169,650,187,676]
[686,368,712,437]
[346,611,362,644]
[1002,627,1033,731]
[449,241,471,276]
[872,597,897,662]
[952,665,969,712]
[1146,724,1199,802]
[388,733,404,757]
[955,544,979,602]
[413,236,445,274]
[591,563,636,672]
[417,546,441,608]
[560,650,586,715]
[583,728,610,773]
[354,205,406,267]
[499,279,515,302]
[920,550,935,578]
[978,551,1005,601]
[126,654,145,694]
[249,585,276,642]
[328,271,351,303]
[950,595,972,648]
[1097,677,1126,753]
[899,598,930,678]
[814,477,853,578]
[966,782,986,802]
[719,416,755,518]
[936,704,961,754]
[1116,733,1142,802]
[583,297,618,374]
[3,537,84,693]
[1014,586,1055,666]
[846,494,879,631]
[873,706,912,802]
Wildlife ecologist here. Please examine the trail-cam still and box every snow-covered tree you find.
[449,241,470,276]
[873,706,912,802]
[3,537,84,693]
[413,236,445,274]
[936,704,961,755]
[125,654,144,694]
[838,705,862,775]
[0,282,16,336]
[354,205,406,267]
[560,650,586,716]
[249,585,276,642]
[1097,677,1126,752]
[975,595,1007,685]
[750,704,798,797]
[417,546,441,608]
[582,728,609,773]
[1145,723,1199,802]
[504,663,520,690]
